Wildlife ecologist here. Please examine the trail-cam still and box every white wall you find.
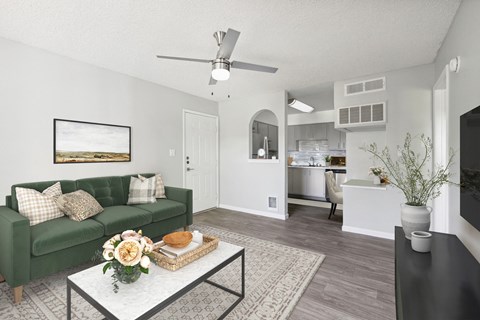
[287,109,335,126]
[335,64,435,179]
[219,91,288,219]
[434,0,480,261]
[0,38,218,204]
[334,64,435,237]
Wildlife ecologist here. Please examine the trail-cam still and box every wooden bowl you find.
[163,231,192,248]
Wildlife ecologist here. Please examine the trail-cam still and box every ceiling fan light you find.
[212,59,230,81]
[212,68,230,81]
[288,99,314,113]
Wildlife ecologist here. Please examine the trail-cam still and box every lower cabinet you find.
[289,168,325,199]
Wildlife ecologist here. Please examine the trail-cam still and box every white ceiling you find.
[0,0,460,102]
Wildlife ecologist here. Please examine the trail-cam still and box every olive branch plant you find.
[361,133,455,206]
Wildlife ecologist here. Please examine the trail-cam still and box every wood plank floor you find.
[194,203,395,320]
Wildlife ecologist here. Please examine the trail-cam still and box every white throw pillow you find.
[16,182,64,226]
[127,176,156,204]
[138,173,167,199]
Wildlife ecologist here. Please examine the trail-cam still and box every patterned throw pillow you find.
[127,176,156,204]
[138,173,167,199]
[56,190,104,222]
[16,182,64,226]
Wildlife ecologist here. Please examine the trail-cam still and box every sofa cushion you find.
[11,180,76,211]
[126,176,156,204]
[56,190,104,221]
[92,205,152,235]
[31,217,104,256]
[76,176,125,207]
[133,199,187,222]
[16,182,65,226]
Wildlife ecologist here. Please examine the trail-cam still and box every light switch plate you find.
[169,149,175,157]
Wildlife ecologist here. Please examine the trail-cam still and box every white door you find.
[432,66,449,233]
[184,111,218,213]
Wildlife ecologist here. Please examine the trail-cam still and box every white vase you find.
[400,204,432,240]
[373,176,381,185]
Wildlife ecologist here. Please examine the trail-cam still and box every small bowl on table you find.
[163,231,193,248]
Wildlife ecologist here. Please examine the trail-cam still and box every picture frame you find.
[54,119,131,164]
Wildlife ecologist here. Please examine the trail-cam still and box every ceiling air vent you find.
[344,77,386,96]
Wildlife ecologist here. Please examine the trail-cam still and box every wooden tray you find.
[152,235,219,271]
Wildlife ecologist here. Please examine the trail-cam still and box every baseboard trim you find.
[218,204,287,220]
[342,225,394,240]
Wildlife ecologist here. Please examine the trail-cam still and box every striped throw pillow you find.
[127,176,156,204]
[16,182,64,226]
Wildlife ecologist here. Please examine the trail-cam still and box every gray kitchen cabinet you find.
[288,168,294,193]
[291,168,306,195]
[268,125,278,152]
[289,168,326,198]
[327,122,346,150]
[287,126,296,151]
[305,169,326,197]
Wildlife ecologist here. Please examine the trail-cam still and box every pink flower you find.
[121,230,142,241]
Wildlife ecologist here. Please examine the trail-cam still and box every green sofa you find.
[0,173,192,303]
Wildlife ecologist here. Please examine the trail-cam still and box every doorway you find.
[432,66,450,233]
[183,110,219,213]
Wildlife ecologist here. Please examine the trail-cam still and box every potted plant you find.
[362,133,454,239]
[369,166,387,185]
[324,155,332,166]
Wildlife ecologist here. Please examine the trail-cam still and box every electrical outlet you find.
[169,149,176,157]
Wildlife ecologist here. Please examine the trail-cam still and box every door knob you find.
[187,167,195,171]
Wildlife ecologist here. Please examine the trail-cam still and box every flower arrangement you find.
[362,133,454,206]
[369,166,385,177]
[102,229,153,291]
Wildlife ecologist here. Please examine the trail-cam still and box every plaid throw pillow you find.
[127,176,156,204]
[16,182,64,226]
[138,173,167,199]
[56,190,104,222]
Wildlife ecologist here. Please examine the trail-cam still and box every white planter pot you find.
[373,176,381,185]
[400,204,432,239]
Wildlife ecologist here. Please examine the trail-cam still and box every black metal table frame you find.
[67,248,245,320]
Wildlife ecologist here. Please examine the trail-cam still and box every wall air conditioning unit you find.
[344,77,385,96]
[335,102,386,131]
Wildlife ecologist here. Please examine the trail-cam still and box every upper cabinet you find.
[287,122,346,151]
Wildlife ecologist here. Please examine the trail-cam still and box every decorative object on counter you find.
[101,229,152,291]
[324,154,331,166]
[362,133,454,239]
[368,166,388,185]
[287,156,294,165]
[410,231,433,253]
[163,231,193,248]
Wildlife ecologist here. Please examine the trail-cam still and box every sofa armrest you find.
[0,206,30,287]
[164,187,193,225]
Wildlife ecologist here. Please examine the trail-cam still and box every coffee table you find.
[67,241,244,320]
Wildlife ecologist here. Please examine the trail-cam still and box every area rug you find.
[0,225,325,320]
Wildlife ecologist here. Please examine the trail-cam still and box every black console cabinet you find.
[395,227,480,320]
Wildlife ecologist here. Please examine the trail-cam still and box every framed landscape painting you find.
[54,119,131,163]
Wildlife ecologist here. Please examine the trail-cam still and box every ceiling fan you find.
[156,28,278,85]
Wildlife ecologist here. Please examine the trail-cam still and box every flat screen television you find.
[460,105,480,231]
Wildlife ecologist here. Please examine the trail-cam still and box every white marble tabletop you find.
[68,241,243,320]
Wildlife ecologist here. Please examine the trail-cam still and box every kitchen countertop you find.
[341,179,387,190]
[288,165,347,170]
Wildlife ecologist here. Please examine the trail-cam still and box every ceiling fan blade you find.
[216,28,240,59]
[231,61,278,73]
[156,55,211,63]
[209,76,217,86]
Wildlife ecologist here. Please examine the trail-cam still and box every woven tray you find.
[152,235,219,271]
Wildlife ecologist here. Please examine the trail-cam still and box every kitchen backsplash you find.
[289,149,346,166]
